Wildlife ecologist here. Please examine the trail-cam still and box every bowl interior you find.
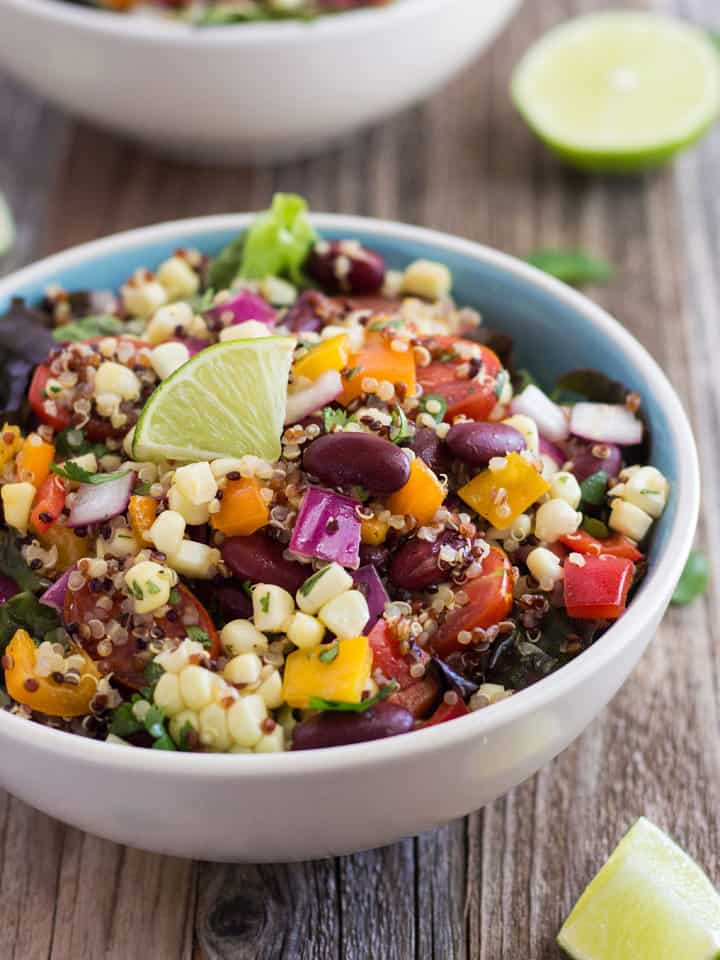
[0,216,681,579]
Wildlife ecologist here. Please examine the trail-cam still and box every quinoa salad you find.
[0,194,669,754]
[65,0,390,26]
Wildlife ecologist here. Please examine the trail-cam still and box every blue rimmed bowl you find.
[0,215,699,861]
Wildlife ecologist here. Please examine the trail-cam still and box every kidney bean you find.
[389,532,467,591]
[359,542,390,572]
[564,438,622,481]
[283,289,342,334]
[446,422,526,467]
[214,583,253,621]
[307,240,385,295]
[291,701,413,750]
[411,427,449,475]
[222,533,307,593]
[303,433,410,494]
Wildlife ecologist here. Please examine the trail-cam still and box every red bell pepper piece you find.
[564,555,635,620]
[30,474,66,535]
[424,695,469,728]
[560,530,643,563]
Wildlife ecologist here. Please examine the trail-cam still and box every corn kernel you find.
[501,414,539,456]
[149,341,190,380]
[227,694,267,748]
[401,259,452,300]
[220,619,269,657]
[167,485,210,525]
[526,547,563,589]
[94,361,141,401]
[155,638,206,674]
[173,462,217,506]
[149,510,186,556]
[166,540,220,579]
[145,302,193,345]
[124,559,175,614]
[257,669,283,709]
[224,653,263,686]
[254,724,285,753]
[253,583,295,633]
[318,590,369,640]
[153,671,184,717]
[534,499,581,544]
[169,709,199,744]
[122,279,167,318]
[296,563,354,615]
[100,525,138,559]
[620,465,669,519]
[609,499,653,542]
[179,664,215,711]
[287,611,325,649]
[198,702,232,752]
[548,471,582,510]
[156,255,200,301]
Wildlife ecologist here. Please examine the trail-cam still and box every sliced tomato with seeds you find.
[368,620,442,720]
[424,695,469,728]
[431,546,515,658]
[418,335,503,422]
[64,581,219,689]
[30,337,153,441]
[30,474,66,535]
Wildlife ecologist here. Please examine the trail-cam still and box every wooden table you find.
[1,0,718,956]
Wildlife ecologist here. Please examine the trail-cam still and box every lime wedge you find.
[0,192,15,257]
[558,817,720,959]
[133,337,295,463]
[511,12,720,173]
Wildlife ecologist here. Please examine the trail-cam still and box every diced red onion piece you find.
[0,574,20,605]
[176,336,209,357]
[539,436,566,466]
[351,565,389,633]
[511,385,569,442]
[285,370,342,425]
[565,438,623,481]
[40,566,75,612]
[289,487,361,569]
[67,471,136,528]
[205,290,276,328]
[570,402,643,446]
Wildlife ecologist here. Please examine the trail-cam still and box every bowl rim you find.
[0,212,700,778]
[5,0,449,44]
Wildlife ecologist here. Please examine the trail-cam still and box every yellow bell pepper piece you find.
[0,424,23,469]
[458,451,549,527]
[339,332,416,405]
[293,334,350,381]
[361,515,389,546]
[39,524,91,572]
[282,635,372,709]
[387,458,445,526]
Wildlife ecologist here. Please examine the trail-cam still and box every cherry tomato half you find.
[368,620,442,720]
[431,546,515,658]
[418,335,503,422]
[64,581,219,689]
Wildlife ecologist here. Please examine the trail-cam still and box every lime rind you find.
[512,11,720,173]
[558,817,720,959]
[133,336,295,463]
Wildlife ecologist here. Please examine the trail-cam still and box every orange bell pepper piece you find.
[361,515,389,546]
[39,524,91,572]
[16,434,55,487]
[293,334,350,381]
[387,458,445,526]
[4,629,99,717]
[282,635,372,708]
[128,495,157,542]
[30,474,66,535]
[339,332,416,405]
[211,476,270,537]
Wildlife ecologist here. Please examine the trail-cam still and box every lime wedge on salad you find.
[512,11,720,173]
[133,337,295,463]
[558,817,720,959]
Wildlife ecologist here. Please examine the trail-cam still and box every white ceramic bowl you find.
[0,214,698,862]
[0,0,521,162]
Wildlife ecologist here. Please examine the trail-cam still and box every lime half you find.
[133,337,295,463]
[512,11,720,173]
[558,817,720,960]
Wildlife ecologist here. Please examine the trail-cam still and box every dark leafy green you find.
[54,427,107,461]
[525,248,612,285]
[552,369,629,405]
[139,661,165,700]
[52,313,124,343]
[0,592,61,654]
[208,234,246,291]
[580,470,609,506]
[671,550,710,606]
[0,298,55,427]
[308,681,399,713]
[581,516,610,538]
[0,529,43,593]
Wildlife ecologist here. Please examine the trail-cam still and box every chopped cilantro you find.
[494,369,510,399]
[146,580,161,595]
[187,625,211,648]
[308,682,399,713]
[109,702,142,738]
[299,566,329,597]
[129,581,144,601]
[169,587,180,605]
[133,482,153,496]
[260,592,271,613]
[322,406,348,432]
[579,470,609,506]
[581,516,609,539]
[318,643,339,664]
[343,365,363,381]
[51,461,130,486]
[390,406,412,444]
[139,660,164,700]
[418,393,447,423]
[52,314,124,343]
[241,579,254,599]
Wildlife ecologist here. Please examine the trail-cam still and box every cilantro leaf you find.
[52,314,124,343]
[187,625,211,648]
[579,470,609,506]
[51,461,130,485]
[671,550,710,606]
[308,681,399,713]
[0,529,43,593]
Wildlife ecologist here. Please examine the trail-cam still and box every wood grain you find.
[1,0,719,956]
